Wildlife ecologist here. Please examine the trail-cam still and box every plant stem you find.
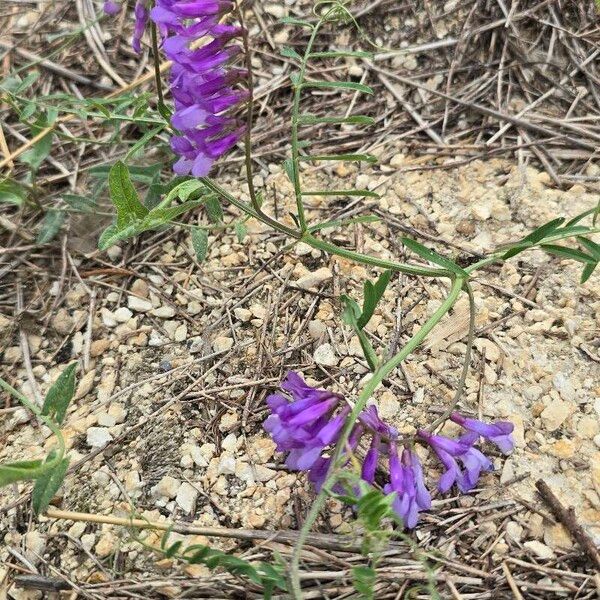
[290,21,322,233]
[151,23,169,121]
[288,277,465,598]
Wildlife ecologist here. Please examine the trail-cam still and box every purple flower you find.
[383,445,431,528]
[145,1,246,176]
[417,431,493,493]
[103,1,121,15]
[450,412,515,454]
[132,1,150,53]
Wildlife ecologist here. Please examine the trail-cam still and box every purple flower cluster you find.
[150,1,247,176]
[264,372,515,528]
[106,1,247,176]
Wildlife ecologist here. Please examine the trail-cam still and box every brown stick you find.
[535,479,600,570]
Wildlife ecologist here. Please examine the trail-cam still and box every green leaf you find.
[280,46,302,60]
[205,196,223,223]
[580,262,597,283]
[32,454,69,514]
[63,194,97,212]
[108,161,149,227]
[577,237,600,260]
[352,565,376,599]
[41,362,77,425]
[145,200,202,227]
[0,460,44,487]
[36,210,66,244]
[191,227,209,262]
[0,180,28,206]
[283,157,296,185]
[357,270,391,330]
[540,244,595,263]
[310,50,374,59]
[298,114,375,126]
[235,221,247,243]
[279,17,314,28]
[402,238,467,276]
[303,80,374,94]
[165,179,205,204]
[20,130,53,172]
[299,153,377,163]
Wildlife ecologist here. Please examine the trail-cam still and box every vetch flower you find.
[383,445,431,528]
[103,1,121,15]
[450,412,515,454]
[142,0,247,175]
[417,431,493,493]
[132,1,151,53]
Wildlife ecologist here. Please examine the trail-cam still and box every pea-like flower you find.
[450,412,515,454]
[417,430,493,493]
[264,375,514,528]
[103,1,121,15]
[383,445,431,528]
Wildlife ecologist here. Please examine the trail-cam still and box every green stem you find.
[290,21,322,233]
[287,277,465,598]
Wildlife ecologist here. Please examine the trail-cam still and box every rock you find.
[24,531,46,563]
[544,524,573,550]
[474,338,501,362]
[97,413,116,427]
[212,336,234,352]
[308,320,327,340]
[124,471,141,493]
[152,306,176,318]
[189,445,208,467]
[471,203,491,221]
[505,521,523,543]
[221,433,237,452]
[218,455,236,475]
[51,308,73,335]
[552,373,576,402]
[175,482,198,514]
[114,307,133,323]
[128,296,153,312]
[296,267,333,290]
[101,308,118,327]
[187,301,202,315]
[149,330,166,347]
[86,427,113,448]
[130,279,149,298]
[377,392,399,419]
[540,398,570,431]
[75,369,96,400]
[390,153,406,168]
[174,324,187,342]
[248,437,275,464]
[313,343,338,367]
[523,540,555,560]
[90,339,110,357]
[95,531,117,558]
[523,384,543,401]
[234,308,252,322]
[108,403,127,423]
[155,476,181,499]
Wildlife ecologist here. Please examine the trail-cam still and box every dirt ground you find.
[2,155,600,597]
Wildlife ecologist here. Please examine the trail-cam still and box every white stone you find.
[234,307,252,322]
[152,306,176,318]
[314,343,338,367]
[190,445,209,467]
[212,336,234,352]
[155,476,181,499]
[540,398,570,431]
[389,153,406,168]
[523,540,555,560]
[97,413,117,427]
[175,482,198,514]
[174,324,188,342]
[86,427,113,448]
[308,320,327,340]
[221,433,237,452]
[149,330,167,347]
[552,373,576,402]
[128,296,153,312]
[113,307,133,323]
[218,454,236,475]
[101,308,118,327]
[296,267,333,290]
